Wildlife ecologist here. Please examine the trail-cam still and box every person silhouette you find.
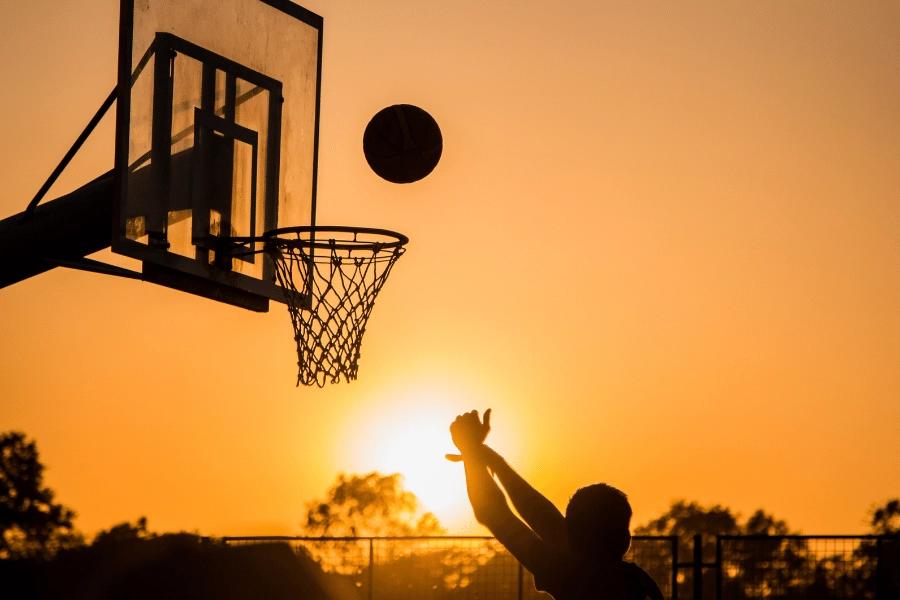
[447,409,664,600]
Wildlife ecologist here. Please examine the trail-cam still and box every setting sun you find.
[336,390,514,534]
[373,420,464,519]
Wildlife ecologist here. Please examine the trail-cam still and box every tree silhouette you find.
[92,516,155,547]
[0,431,82,559]
[302,472,445,537]
[637,500,741,541]
[636,500,795,600]
[636,500,792,550]
[869,498,900,534]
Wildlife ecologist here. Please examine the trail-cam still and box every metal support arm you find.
[21,87,117,220]
[42,257,141,280]
[0,171,115,288]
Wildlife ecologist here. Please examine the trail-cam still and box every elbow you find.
[472,501,509,532]
[471,503,493,527]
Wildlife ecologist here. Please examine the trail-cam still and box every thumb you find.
[445,453,464,462]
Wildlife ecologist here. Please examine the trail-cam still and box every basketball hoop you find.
[263,226,408,387]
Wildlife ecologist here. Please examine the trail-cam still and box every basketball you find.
[363,104,443,184]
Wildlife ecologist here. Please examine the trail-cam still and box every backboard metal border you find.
[260,0,323,29]
[112,0,324,310]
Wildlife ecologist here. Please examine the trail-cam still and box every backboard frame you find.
[113,0,324,312]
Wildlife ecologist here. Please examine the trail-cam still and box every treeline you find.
[2,430,899,599]
[2,524,336,599]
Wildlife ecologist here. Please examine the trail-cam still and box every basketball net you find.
[266,228,407,387]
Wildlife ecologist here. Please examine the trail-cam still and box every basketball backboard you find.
[113,0,322,311]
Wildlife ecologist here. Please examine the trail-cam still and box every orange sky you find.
[1,0,899,539]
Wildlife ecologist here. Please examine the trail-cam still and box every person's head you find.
[565,483,632,560]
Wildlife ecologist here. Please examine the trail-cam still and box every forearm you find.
[462,456,563,575]
[481,446,567,547]
[465,458,569,579]
[462,456,520,534]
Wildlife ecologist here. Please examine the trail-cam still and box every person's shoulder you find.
[538,557,664,600]
[528,545,581,596]
[618,561,665,600]
[569,559,659,600]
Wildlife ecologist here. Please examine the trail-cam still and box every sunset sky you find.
[1,0,898,539]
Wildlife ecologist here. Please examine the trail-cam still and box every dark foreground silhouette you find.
[1,534,332,600]
[448,409,664,600]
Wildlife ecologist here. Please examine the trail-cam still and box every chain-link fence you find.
[629,536,679,599]
[223,536,678,600]
[717,535,900,600]
[223,535,899,600]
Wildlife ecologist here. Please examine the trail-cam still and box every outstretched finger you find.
[483,408,492,433]
[445,453,464,462]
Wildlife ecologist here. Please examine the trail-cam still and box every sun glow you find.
[340,390,498,533]
[373,421,465,518]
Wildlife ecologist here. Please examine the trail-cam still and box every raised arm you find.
[480,445,567,548]
[446,410,567,548]
[459,447,524,537]
[449,411,574,582]
[448,411,525,534]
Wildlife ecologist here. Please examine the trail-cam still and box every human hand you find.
[446,409,492,463]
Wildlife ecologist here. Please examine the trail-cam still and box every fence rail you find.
[223,535,900,600]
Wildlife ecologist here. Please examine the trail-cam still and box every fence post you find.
[368,538,374,600]
[518,562,524,600]
[693,535,703,600]
[875,537,883,599]
[672,536,678,600]
[715,537,722,600]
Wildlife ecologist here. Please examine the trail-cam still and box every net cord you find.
[266,231,406,386]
